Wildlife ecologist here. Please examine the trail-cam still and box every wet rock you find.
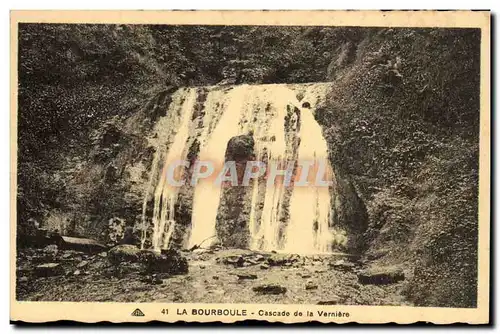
[60,250,85,261]
[358,267,405,285]
[217,252,272,268]
[245,259,259,266]
[330,259,356,272]
[254,254,265,262]
[317,298,340,305]
[142,274,162,285]
[73,269,81,276]
[266,254,298,267]
[108,244,141,264]
[77,260,89,269]
[35,263,64,277]
[61,252,73,259]
[36,244,59,262]
[98,252,107,258]
[43,244,58,255]
[236,273,257,280]
[305,283,318,290]
[221,255,245,267]
[253,284,287,295]
[17,264,32,276]
[142,249,188,275]
[297,273,311,278]
[332,259,345,266]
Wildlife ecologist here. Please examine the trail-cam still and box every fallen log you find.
[59,236,108,253]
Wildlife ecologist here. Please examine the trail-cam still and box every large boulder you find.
[266,253,300,267]
[107,245,188,276]
[141,249,188,275]
[108,244,141,264]
[216,134,255,248]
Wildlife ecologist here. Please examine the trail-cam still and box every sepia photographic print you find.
[10,10,490,324]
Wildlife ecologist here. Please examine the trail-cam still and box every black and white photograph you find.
[10,10,490,324]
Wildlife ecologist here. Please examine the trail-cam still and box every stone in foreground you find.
[108,244,141,264]
[35,263,64,277]
[357,267,405,285]
[253,284,287,295]
[143,249,189,275]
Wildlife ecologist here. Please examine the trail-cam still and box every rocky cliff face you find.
[315,28,480,307]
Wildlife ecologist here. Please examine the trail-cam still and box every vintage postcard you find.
[10,10,490,324]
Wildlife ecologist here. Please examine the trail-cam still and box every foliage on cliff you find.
[316,28,481,307]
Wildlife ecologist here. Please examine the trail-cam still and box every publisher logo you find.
[131,308,145,317]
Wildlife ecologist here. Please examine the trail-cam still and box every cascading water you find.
[189,86,250,248]
[248,86,304,251]
[146,88,197,251]
[284,87,334,254]
[142,83,344,254]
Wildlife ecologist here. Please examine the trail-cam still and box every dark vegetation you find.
[316,28,481,307]
[17,24,481,307]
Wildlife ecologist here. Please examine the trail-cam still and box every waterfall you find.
[248,86,301,251]
[143,83,341,254]
[147,88,196,251]
[189,86,250,248]
[284,87,334,254]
